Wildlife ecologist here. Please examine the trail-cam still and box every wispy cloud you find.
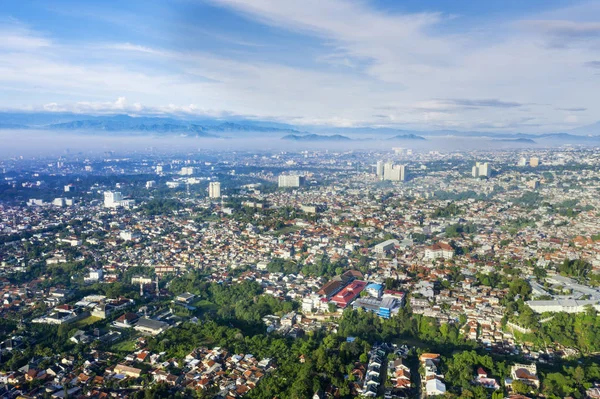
[107,42,167,55]
[584,60,600,68]
[0,1,599,132]
[0,22,52,50]
[519,19,600,49]
[556,107,587,111]
[522,20,600,39]
[440,99,523,108]
[18,97,238,119]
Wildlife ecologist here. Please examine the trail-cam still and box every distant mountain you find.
[570,121,600,135]
[312,126,600,142]
[47,117,304,135]
[535,133,600,141]
[48,119,217,137]
[3,111,600,142]
[0,113,304,137]
[0,123,28,129]
[388,134,426,141]
[492,138,536,143]
[282,133,351,141]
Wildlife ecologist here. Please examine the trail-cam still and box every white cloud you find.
[35,97,235,118]
[1,2,599,132]
[107,42,168,56]
[202,0,600,130]
[565,114,579,124]
[0,23,52,50]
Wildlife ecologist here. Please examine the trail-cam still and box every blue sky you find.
[1,0,600,132]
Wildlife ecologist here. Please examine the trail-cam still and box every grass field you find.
[194,299,218,312]
[71,315,103,329]
[110,339,137,353]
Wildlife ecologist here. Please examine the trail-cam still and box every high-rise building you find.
[155,165,163,174]
[472,162,491,178]
[146,181,156,189]
[518,157,527,167]
[278,174,305,188]
[209,182,221,198]
[64,184,75,193]
[376,161,384,178]
[383,162,406,181]
[530,157,539,167]
[180,166,196,175]
[104,191,134,208]
[52,198,66,207]
[104,191,123,207]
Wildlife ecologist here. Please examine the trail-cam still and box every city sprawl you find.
[1,147,600,399]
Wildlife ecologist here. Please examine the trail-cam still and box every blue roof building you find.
[365,283,383,298]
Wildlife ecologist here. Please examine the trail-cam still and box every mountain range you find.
[1,112,600,142]
[388,134,426,141]
[282,134,352,141]
[0,113,303,138]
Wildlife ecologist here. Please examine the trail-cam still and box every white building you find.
[278,174,305,188]
[425,379,446,396]
[373,239,399,254]
[472,162,491,178]
[104,191,134,208]
[526,299,600,314]
[180,167,196,175]
[27,199,45,206]
[376,161,384,178]
[132,276,153,285]
[120,230,140,241]
[209,181,221,198]
[52,198,66,207]
[383,162,405,181]
[256,261,269,271]
[135,318,169,336]
[104,191,122,207]
[145,180,156,189]
[85,269,103,283]
[508,363,539,389]
[424,243,454,260]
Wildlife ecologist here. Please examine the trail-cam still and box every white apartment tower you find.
[383,162,406,181]
[180,167,196,175]
[472,162,491,178]
[278,174,305,188]
[104,191,134,208]
[376,161,384,178]
[104,191,123,208]
[209,181,221,198]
